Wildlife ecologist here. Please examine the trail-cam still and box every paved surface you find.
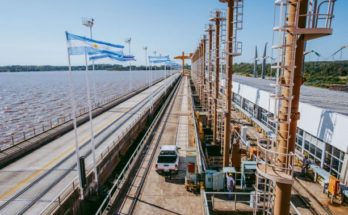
[118,75,203,215]
[0,74,179,215]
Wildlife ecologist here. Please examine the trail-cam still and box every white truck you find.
[155,145,179,174]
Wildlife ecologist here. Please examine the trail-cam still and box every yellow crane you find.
[174,51,191,75]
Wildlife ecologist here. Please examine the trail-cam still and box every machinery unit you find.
[241,161,257,190]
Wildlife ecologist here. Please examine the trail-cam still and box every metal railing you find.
[95,75,180,215]
[203,191,257,214]
[256,139,295,176]
[0,77,166,151]
[189,87,207,173]
[39,76,178,215]
[39,100,151,215]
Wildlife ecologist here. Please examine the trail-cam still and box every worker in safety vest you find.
[226,172,235,200]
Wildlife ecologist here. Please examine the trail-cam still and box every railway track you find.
[99,75,182,215]
[0,75,179,214]
[291,178,333,215]
[291,185,319,215]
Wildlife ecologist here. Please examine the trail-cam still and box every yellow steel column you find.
[274,1,308,214]
[211,11,222,145]
[202,36,207,110]
[222,0,234,167]
[206,25,214,128]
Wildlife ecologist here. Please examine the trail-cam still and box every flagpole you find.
[89,26,98,106]
[84,48,99,188]
[150,61,154,113]
[66,41,84,199]
[125,38,132,92]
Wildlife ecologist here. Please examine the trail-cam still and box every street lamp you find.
[125,38,132,91]
[82,18,98,104]
[150,50,156,113]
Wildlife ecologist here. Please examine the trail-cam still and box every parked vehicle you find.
[155,145,179,174]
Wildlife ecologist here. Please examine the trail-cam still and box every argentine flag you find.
[149,55,170,64]
[66,32,124,58]
[89,54,136,62]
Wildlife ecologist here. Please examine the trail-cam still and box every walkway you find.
[118,75,203,215]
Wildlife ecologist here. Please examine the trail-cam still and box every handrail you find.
[1,76,170,151]
[256,139,295,175]
[189,80,207,173]
[95,74,180,215]
[39,74,179,215]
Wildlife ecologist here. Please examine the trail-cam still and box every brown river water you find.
[0,70,169,149]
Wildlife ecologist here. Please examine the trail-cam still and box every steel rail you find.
[124,76,182,215]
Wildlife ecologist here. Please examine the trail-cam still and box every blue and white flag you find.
[165,61,178,65]
[89,54,136,62]
[66,32,124,57]
[148,55,170,64]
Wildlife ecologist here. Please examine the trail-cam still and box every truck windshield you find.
[159,150,176,156]
[157,155,177,163]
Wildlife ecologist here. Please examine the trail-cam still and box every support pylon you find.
[274,1,307,214]
[210,10,224,145]
[220,0,234,167]
[201,36,207,110]
[254,1,336,214]
[205,24,214,128]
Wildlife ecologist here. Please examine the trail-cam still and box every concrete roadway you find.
[0,74,179,215]
[118,75,203,215]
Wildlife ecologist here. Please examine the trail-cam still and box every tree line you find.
[233,60,348,89]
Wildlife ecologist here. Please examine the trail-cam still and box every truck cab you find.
[155,145,179,174]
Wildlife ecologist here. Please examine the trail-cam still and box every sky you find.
[0,0,347,66]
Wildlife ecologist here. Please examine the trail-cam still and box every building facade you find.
[230,76,348,184]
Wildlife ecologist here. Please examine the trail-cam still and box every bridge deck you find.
[0,74,179,215]
[118,75,203,215]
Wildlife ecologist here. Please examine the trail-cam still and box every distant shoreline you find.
[0,64,163,72]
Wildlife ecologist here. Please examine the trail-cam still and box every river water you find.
[0,70,169,147]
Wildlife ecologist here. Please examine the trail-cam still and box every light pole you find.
[125,38,132,91]
[82,18,98,105]
[150,50,156,112]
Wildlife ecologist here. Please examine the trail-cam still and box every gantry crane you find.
[174,51,191,75]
